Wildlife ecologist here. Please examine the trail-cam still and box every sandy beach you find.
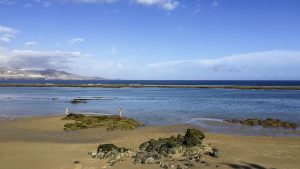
[0,115,300,169]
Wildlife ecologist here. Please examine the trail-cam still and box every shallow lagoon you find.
[1,87,300,136]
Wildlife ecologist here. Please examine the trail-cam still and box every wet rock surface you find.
[225,118,299,129]
[90,128,219,168]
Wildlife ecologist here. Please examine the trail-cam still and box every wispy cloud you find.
[1,0,180,10]
[211,0,219,7]
[0,0,15,5]
[65,0,118,3]
[134,0,179,11]
[1,48,300,80]
[0,25,19,43]
[24,41,38,48]
[147,50,300,80]
[69,38,85,44]
[43,1,51,7]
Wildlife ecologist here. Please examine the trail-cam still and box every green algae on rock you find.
[90,128,218,168]
[62,113,143,131]
[225,118,299,129]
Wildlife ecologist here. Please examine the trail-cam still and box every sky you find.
[0,0,300,80]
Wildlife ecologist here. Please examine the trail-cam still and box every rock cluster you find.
[90,128,219,168]
[89,144,137,167]
[225,118,298,129]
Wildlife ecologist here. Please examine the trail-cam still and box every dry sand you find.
[0,115,299,169]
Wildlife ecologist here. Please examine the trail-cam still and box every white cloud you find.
[2,0,180,10]
[66,0,118,3]
[0,48,87,70]
[134,0,179,10]
[147,50,300,80]
[0,25,19,43]
[69,38,85,44]
[1,47,299,80]
[24,41,38,48]
[0,0,15,5]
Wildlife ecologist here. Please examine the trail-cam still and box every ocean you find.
[1,80,300,136]
[1,80,300,86]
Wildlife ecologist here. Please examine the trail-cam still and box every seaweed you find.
[62,113,143,131]
[225,118,299,129]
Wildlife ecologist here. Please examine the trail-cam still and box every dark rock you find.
[225,118,298,129]
[135,151,163,164]
[145,139,165,152]
[184,163,195,167]
[176,164,183,169]
[63,113,85,120]
[95,143,137,167]
[93,129,217,168]
[71,99,87,104]
[184,129,205,146]
[139,141,150,150]
[209,148,219,158]
[74,160,80,164]
[139,128,205,155]
[97,144,119,153]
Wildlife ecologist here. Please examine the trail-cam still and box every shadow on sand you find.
[224,162,269,169]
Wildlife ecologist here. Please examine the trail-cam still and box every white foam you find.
[186,117,224,123]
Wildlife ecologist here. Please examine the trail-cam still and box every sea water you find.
[1,80,300,136]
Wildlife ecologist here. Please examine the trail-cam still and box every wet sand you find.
[0,115,300,169]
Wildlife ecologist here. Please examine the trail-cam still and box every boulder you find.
[95,143,136,166]
[209,148,219,158]
[74,160,80,164]
[184,129,205,146]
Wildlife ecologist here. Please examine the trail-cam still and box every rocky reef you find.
[70,97,103,104]
[62,113,143,131]
[225,118,298,129]
[89,128,219,168]
[71,99,88,104]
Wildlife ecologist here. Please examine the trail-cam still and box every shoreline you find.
[1,115,300,169]
[0,83,300,90]
[0,113,300,138]
[2,114,300,138]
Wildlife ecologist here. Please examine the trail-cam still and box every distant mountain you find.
[0,68,105,80]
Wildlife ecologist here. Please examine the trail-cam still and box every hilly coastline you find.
[0,67,104,80]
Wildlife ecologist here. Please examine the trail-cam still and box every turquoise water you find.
[1,87,300,136]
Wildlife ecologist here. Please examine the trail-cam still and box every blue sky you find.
[0,0,300,80]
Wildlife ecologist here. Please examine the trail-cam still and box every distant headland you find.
[0,67,105,80]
